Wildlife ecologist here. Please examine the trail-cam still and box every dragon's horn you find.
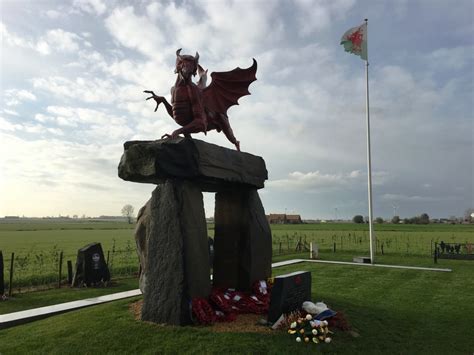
[176,48,182,58]
[195,51,199,62]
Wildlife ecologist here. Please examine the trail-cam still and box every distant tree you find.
[464,208,474,223]
[419,213,430,224]
[353,215,364,224]
[121,204,135,224]
[391,215,400,224]
[375,217,384,224]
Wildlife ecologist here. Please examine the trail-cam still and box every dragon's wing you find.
[202,59,257,116]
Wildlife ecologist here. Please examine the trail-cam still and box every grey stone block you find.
[118,138,267,190]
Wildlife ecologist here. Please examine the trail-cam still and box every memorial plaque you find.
[72,243,110,287]
[267,271,311,323]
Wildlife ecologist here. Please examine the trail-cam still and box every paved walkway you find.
[0,259,450,329]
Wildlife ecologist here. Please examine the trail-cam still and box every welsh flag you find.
[340,23,367,60]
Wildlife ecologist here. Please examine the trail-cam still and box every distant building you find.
[266,214,303,224]
[4,216,20,219]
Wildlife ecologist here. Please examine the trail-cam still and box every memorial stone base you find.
[118,138,272,325]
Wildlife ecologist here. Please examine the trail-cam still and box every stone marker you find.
[119,137,272,325]
[118,138,267,190]
[72,243,110,287]
[267,271,312,323]
[353,256,371,264]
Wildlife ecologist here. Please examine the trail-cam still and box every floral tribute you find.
[191,280,271,325]
[288,314,333,344]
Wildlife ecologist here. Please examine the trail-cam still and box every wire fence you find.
[270,231,450,257]
[1,245,139,296]
[1,231,470,296]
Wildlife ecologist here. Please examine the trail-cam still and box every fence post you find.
[434,242,438,264]
[0,251,4,295]
[8,252,14,297]
[333,242,336,253]
[279,242,282,254]
[58,251,63,288]
[67,260,73,284]
[381,243,384,255]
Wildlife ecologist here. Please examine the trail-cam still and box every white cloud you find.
[73,0,107,15]
[104,6,165,59]
[2,109,19,116]
[1,22,83,55]
[3,89,37,106]
[294,0,356,36]
[44,9,62,19]
[32,76,118,103]
[44,29,81,53]
[268,170,361,191]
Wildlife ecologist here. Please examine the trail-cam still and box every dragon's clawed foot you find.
[144,90,163,112]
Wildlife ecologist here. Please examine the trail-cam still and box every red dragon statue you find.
[144,49,257,151]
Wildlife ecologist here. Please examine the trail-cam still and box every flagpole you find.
[364,18,375,264]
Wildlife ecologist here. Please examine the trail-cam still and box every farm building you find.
[266,214,303,224]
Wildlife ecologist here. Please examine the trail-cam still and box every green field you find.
[1,222,474,353]
[1,221,473,291]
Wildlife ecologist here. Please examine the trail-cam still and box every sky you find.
[0,0,473,220]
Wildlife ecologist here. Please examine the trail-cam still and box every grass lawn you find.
[0,278,138,315]
[1,256,473,354]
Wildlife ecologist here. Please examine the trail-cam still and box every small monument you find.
[119,50,272,325]
[71,243,110,287]
[267,271,312,323]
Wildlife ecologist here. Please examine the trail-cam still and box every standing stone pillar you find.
[214,188,272,290]
[140,180,211,325]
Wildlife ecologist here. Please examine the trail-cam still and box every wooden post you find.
[0,250,4,295]
[67,260,73,284]
[381,243,384,255]
[333,242,336,253]
[58,251,63,288]
[434,242,438,264]
[8,252,14,297]
[106,250,110,266]
[279,242,282,254]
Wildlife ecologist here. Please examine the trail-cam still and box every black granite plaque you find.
[72,243,110,287]
[267,271,311,323]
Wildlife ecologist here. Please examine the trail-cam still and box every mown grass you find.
[0,277,138,315]
[1,256,473,354]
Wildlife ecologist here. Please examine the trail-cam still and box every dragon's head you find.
[175,48,199,80]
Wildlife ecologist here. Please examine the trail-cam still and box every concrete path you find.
[0,289,142,329]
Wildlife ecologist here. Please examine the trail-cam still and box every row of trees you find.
[352,213,430,224]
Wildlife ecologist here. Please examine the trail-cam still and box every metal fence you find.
[0,247,139,296]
